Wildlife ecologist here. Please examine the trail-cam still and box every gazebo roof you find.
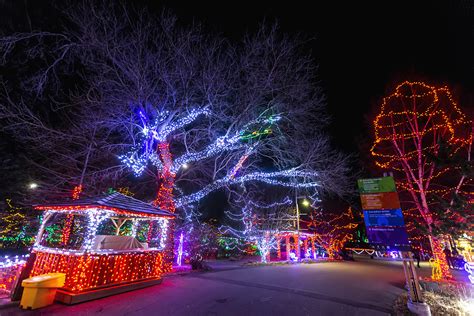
[34,192,175,219]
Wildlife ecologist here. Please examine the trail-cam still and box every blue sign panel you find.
[363,209,410,249]
[366,226,410,246]
[363,209,405,227]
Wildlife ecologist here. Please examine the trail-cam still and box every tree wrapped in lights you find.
[0,2,350,208]
[371,81,472,279]
[0,199,29,248]
[308,207,357,259]
[220,195,294,263]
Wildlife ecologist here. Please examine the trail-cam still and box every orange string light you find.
[30,250,164,293]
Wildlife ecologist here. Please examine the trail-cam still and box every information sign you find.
[357,177,396,194]
[360,192,400,210]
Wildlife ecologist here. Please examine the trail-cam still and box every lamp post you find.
[294,191,310,260]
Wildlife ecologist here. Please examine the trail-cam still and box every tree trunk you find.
[155,142,176,272]
[428,233,452,280]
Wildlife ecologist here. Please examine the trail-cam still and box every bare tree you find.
[220,191,295,263]
[308,206,357,259]
[0,2,351,211]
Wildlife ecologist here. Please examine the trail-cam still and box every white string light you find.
[176,169,319,208]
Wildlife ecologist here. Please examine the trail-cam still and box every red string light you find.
[30,250,164,293]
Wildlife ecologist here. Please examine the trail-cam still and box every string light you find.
[219,197,295,263]
[158,218,169,250]
[430,237,452,280]
[171,115,280,172]
[34,205,174,219]
[0,199,26,239]
[309,207,357,259]
[61,185,83,246]
[153,143,176,213]
[83,211,113,251]
[0,255,29,294]
[130,219,139,238]
[227,145,255,179]
[29,197,174,293]
[72,185,83,200]
[176,169,319,208]
[30,250,164,292]
[119,108,210,176]
[176,232,184,266]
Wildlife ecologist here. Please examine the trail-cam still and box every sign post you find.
[358,177,430,315]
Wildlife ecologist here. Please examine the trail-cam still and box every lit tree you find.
[0,199,29,248]
[308,207,357,259]
[371,81,472,279]
[0,2,350,208]
[427,139,473,239]
[220,195,295,263]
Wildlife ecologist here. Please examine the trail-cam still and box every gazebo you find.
[28,192,175,304]
[275,231,318,261]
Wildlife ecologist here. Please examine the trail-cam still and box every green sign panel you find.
[357,177,396,194]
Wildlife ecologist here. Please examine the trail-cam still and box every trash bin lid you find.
[22,273,65,284]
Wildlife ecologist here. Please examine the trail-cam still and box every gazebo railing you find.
[30,249,164,292]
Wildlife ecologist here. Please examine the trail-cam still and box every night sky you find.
[3,0,472,156]
[152,1,473,155]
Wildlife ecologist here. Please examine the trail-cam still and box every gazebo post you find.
[130,218,139,237]
[111,218,128,235]
[285,236,290,261]
[311,237,316,258]
[34,211,53,247]
[61,214,74,246]
[82,212,111,251]
[303,239,308,258]
[293,234,299,259]
[147,220,154,243]
[276,237,281,260]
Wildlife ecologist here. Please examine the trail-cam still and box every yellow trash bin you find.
[20,273,66,310]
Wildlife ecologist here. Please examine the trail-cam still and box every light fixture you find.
[29,183,38,189]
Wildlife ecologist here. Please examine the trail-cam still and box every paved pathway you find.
[0,257,463,316]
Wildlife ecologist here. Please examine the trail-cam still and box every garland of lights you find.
[119,108,210,176]
[0,199,26,241]
[120,107,319,211]
[171,115,280,173]
[30,250,164,293]
[61,185,83,246]
[72,185,83,200]
[176,232,184,266]
[153,143,176,213]
[309,207,357,259]
[83,211,113,250]
[429,236,452,280]
[176,169,319,208]
[34,211,52,247]
[227,145,256,179]
[157,218,169,250]
[130,219,139,238]
[0,254,29,294]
